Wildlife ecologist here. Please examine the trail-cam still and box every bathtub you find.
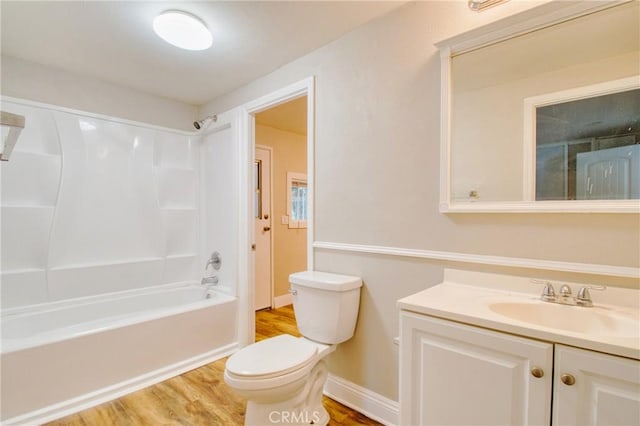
[0,283,238,425]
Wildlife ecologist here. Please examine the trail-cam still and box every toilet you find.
[224,271,362,426]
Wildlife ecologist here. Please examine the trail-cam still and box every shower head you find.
[193,115,217,130]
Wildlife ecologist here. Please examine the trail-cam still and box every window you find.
[287,172,307,229]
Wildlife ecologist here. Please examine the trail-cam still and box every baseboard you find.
[3,342,239,426]
[273,292,293,308]
[323,373,399,426]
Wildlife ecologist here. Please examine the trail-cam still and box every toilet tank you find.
[289,271,362,344]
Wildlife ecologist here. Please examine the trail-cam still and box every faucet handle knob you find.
[576,285,606,307]
[541,283,556,302]
[532,279,556,302]
[205,251,222,271]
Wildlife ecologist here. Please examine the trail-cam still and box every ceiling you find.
[256,96,307,135]
[1,1,403,106]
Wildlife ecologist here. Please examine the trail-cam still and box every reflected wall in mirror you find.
[526,80,639,201]
[440,0,640,212]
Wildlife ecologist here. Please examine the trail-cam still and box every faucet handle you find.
[532,279,556,302]
[576,285,606,307]
[205,251,222,271]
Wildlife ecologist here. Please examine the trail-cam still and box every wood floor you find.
[46,305,381,426]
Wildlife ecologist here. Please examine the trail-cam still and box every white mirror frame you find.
[437,0,639,213]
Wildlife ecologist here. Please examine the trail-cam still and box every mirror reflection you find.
[449,1,639,205]
[534,87,639,201]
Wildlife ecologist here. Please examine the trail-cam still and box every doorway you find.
[236,77,314,347]
[253,96,308,312]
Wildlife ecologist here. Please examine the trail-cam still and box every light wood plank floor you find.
[47,305,381,426]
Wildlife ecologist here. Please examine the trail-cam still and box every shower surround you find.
[0,98,238,423]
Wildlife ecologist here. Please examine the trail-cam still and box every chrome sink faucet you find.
[532,279,605,307]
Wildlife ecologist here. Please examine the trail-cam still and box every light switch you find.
[281,215,289,225]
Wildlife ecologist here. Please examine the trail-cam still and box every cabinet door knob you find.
[531,367,544,378]
[561,373,576,386]
[263,226,271,232]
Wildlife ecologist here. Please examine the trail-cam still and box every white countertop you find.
[397,270,640,360]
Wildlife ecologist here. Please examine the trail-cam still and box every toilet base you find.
[244,360,329,426]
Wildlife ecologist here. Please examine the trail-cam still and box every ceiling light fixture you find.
[153,10,212,51]
[468,0,510,12]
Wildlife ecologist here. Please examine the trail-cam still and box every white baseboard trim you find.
[3,342,239,426]
[273,292,293,308]
[324,373,399,426]
[313,241,640,278]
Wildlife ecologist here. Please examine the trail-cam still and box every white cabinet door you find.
[399,312,553,426]
[553,345,640,426]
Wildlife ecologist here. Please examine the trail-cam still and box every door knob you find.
[263,226,271,231]
[530,367,544,378]
[561,373,576,386]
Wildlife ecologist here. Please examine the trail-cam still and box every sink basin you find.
[489,301,639,338]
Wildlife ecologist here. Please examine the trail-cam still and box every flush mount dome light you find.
[153,10,212,51]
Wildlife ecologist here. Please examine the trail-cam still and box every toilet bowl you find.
[225,334,335,425]
[224,271,362,426]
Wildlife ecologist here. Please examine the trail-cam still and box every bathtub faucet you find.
[201,275,219,287]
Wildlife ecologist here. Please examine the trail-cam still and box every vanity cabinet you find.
[553,345,640,425]
[399,312,553,425]
[399,311,640,426]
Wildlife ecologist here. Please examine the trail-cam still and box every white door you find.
[254,147,272,310]
[553,344,640,426]
[576,144,640,199]
[399,312,553,426]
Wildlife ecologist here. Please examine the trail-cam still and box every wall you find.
[1,56,197,131]
[200,117,240,297]
[203,1,640,402]
[1,100,199,308]
[256,124,307,297]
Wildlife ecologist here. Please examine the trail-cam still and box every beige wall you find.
[256,124,307,297]
[201,1,640,401]
[1,56,197,130]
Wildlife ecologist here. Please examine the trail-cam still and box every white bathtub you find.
[0,283,238,425]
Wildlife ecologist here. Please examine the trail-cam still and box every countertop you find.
[397,271,640,360]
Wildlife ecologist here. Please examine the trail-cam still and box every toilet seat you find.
[226,334,318,379]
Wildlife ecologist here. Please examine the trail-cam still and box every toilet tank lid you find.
[289,271,362,291]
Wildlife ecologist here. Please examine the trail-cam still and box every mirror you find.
[439,1,640,212]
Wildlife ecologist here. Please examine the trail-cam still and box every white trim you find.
[439,45,452,213]
[273,292,293,309]
[2,343,238,426]
[1,96,194,136]
[440,199,640,213]
[435,1,627,55]
[324,374,399,426]
[313,241,640,279]
[237,106,254,348]
[239,76,315,348]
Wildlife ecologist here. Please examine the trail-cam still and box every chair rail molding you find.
[313,241,639,279]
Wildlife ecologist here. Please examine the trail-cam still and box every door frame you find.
[237,76,315,347]
[255,144,274,310]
